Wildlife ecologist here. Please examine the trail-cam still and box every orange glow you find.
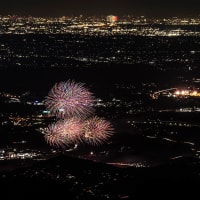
[192,91,197,95]
[113,16,118,22]
[181,90,185,95]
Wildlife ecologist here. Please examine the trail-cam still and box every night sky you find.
[0,0,199,17]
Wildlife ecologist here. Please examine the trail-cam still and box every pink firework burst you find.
[44,121,67,148]
[45,80,95,119]
[83,116,114,146]
[44,118,84,148]
[62,118,84,144]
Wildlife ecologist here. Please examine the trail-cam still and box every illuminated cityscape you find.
[0,11,200,199]
[0,15,200,36]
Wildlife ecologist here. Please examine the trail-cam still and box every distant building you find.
[106,15,118,25]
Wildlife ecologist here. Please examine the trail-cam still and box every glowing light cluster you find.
[152,88,200,99]
[174,89,200,96]
[44,80,114,149]
[45,80,95,118]
[174,90,189,95]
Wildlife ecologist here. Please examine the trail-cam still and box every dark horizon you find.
[0,0,199,18]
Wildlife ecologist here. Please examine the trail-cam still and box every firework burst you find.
[44,118,84,148]
[44,121,67,148]
[83,116,114,146]
[62,118,84,144]
[45,80,95,119]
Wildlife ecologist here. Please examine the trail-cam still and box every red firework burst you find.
[45,80,95,119]
[44,118,84,148]
[83,116,114,146]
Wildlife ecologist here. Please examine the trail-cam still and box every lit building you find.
[106,15,118,25]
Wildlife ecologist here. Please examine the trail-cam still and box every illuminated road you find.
[151,88,177,99]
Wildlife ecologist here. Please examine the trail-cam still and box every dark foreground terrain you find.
[0,155,200,199]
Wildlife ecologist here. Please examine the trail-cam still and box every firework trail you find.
[45,80,95,119]
[44,118,84,148]
[83,116,114,146]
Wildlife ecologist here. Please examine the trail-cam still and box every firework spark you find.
[83,116,114,146]
[44,118,84,148]
[45,80,95,118]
